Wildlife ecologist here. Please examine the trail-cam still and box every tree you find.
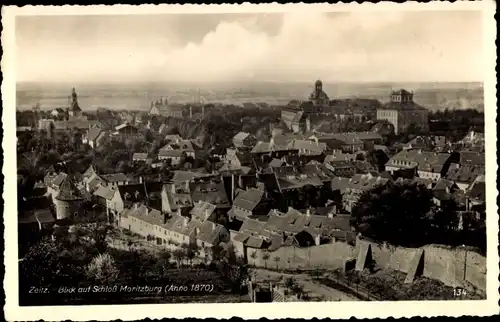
[85,253,119,284]
[183,242,200,265]
[211,244,224,263]
[262,252,270,269]
[250,251,257,266]
[173,249,185,268]
[351,182,434,247]
[274,256,280,269]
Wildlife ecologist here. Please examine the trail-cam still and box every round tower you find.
[53,175,84,222]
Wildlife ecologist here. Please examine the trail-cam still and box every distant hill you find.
[16,81,484,112]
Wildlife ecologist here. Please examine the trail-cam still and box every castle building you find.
[53,175,84,222]
[149,97,184,118]
[376,89,429,135]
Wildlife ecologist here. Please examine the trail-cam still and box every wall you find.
[245,239,486,292]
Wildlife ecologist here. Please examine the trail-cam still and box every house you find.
[376,89,429,135]
[288,139,327,157]
[331,173,389,212]
[114,123,139,136]
[233,132,257,149]
[465,175,486,211]
[459,151,485,167]
[324,160,356,178]
[446,164,485,191]
[158,149,183,165]
[171,170,211,183]
[458,130,485,150]
[227,188,267,221]
[189,200,217,223]
[385,150,453,181]
[281,108,311,133]
[233,207,355,253]
[161,182,193,215]
[402,135,448,152]
[251,138,299,169]
[324,151,356,163]
[132,153,150,163]
[100,173,131,187]
[165,134,182,144]
[51,108,67,118]
[120,204,229,253]
[160,140,195,158]
[93,184,124,222]
[260,164,336,211]
[83,127,107,149]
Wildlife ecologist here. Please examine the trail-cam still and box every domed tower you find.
[53,175,84,222]
[309,79,329,106]
[315,79,323,92]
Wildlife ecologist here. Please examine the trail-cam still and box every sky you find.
[16,11,483,83]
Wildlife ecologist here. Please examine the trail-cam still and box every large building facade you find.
[376,89,429,135]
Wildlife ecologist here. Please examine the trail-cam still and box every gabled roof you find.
[446,164,484,185]
[190,200,217,222]
[172,170,211,183]
[233,132,251,141]
[159,149,183,158]
[232,188,264,212]
[94,184,116,200]
[132,153,149,160]
[86,127,104,141]
[55,176,84,201]
[387,150,452,173]
[101,173,129,183]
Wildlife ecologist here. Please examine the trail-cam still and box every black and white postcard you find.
[2,2,498,320]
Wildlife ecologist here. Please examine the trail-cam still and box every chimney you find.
[306,208,311,216]
[177,208,181,216]
[134,203,139,210]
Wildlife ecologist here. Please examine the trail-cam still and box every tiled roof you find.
[132,153,149,160]
[101,173,129,182]
[387,150,452,173]
[55,176,85,201]
[172,170,211,183]
[86,127,103,141]
[269,158,285,168]
[288,139,326,155]
[158,150,183,158]
[189,200,216,222]
[467,181,485,202]
[190,180,230,208]
[196,221,226,245]
[93,184,116,200]
[446,164,484,185]
[233,132,250,141]
[232,188,264,212]
[459,151,485,166]
[165,134,182,142]
[324,152,356,163]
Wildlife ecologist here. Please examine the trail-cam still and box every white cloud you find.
[16,11,483,83]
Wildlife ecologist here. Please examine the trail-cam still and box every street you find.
[253,268,359,301]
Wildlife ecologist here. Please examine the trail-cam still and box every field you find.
[16,81,483,111]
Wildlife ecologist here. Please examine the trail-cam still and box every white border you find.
[2,2,498,320]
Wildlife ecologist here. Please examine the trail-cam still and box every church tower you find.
[69,87,83,118]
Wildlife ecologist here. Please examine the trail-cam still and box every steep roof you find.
[86,127,103,141]
[233,132,251,141]
[387,150,452,173]
[55,176,84,201]
[94,184,116,200]
[189,200,217,222]
[101,173,129,183]
[232,188,264,212]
